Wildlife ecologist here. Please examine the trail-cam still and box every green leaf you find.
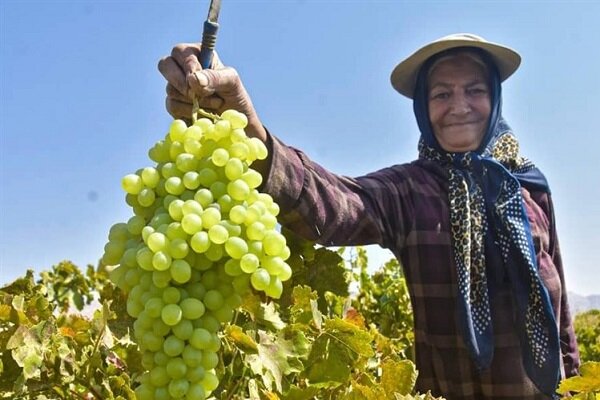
[323,318,374,359]
[305,333,351,388]
[242,293,286,330]
[381,358,417,396]
[247,330,302,393]
[290,286,319,325]
[282,385,319,400]
[557,361,600,394]
[7,325,44,380]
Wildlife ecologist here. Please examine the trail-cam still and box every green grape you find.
[176,153,198,172]
[186,383,206,400]
[127,215,146,235]
[186,365,206,383]
[227,179,250,201]
[169,199,185,221]
[194,254,213,271]
[190,231,211,253]
[150,213,173,229]
[209,181,227,199]
[248,241,264,257]
[154,350,170,366]
[224,237,248,259]
[183,171,201,189]
[122,174,143,195]
[190,328,211,350]
[184,125,203,140]
[204,243,223,262]
[186,282,207,300]
[182,200,203,216]
[164,334,185,357]
[180,297,206,320]
[184,138,202,157]
[214,119,231,139]
[181,214,203,235]
[201,351,219,370]
[240,253,259,273]
[228,205,247,224]
[142,331,164,352]
[173,320,194,341]
[241,170,263,189]
[121,247,138,268]
[226,293,243,309]
[208,224,228,244]
[194,189,213,208]
[201,208,221,229]
[169,378,190,399]
[212,305,234,324]
[170,119,188,142]
[246,221,266,241]
[203,290,224,311]
[260,213,278,230]
[182,346,203,368]
[169,238,190,259]
[263,231,286,256]
[150,365,170,387]
[166,176,185,195]
[221,109,248,129]
[280,245,291,261]
[162,162,181,179]
[125,268,142,288]
[167,222,188,241]
[145,297,164,319]
[142,351,155,369]
[135,383,154,399]
[217,194,233,213]
[167,357,188,379]
[141,167,160,188]
[262,256,285,276]
[250,137,268,160]
[197,168,217,188]
[232,274,251,295]
[229,142,249,160]
[224,259,243,276]
[198,315,220,333]
[142,225,155,242]
[138,188,156,207]
[171,259,192,284]
[162,304,183,326]
[278,260,293,281]
[153,251,172,271]
[265,275,283,299]
[170,140,185,160]
[155,387,171,400]
[102,241,125,265]
[250,268,270,291]
[201,370,220,392]
[152,270,171,288]
[163,287,181,304]
[219,220,241,237]
[224,158,244,180]
[148,232,168,252]
[153,318,171,337]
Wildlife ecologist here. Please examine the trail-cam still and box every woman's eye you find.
[468,88,487,95]
[432,92,449,100]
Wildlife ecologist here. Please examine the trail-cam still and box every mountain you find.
[568,291,600,315]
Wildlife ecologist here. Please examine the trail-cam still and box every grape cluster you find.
[102,110,291,400]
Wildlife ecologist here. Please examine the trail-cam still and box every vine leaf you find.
[557,361,600,394]
[225,324,258,353]
[381,358,417,396]
[247,331,302,393]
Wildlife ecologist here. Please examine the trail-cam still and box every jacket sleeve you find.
[541,193,580,377]
[260,132,411,250]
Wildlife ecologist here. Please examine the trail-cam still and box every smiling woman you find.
[159,33,580,399]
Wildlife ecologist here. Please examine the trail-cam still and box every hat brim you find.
[391,38,521,99]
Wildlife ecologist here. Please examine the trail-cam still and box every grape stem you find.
[192,98,220,123]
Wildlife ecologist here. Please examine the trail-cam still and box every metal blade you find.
[207,0,221,23]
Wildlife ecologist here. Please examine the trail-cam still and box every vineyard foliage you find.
[0,239,440,400]
[1,242,598,399]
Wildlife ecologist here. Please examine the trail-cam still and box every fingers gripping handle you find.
[199,20,219,69]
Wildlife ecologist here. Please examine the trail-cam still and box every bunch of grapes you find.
[101,109,291,400]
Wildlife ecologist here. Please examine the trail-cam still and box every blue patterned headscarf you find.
[414,47,560,397]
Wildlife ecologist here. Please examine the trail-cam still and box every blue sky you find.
[1,0,599,295]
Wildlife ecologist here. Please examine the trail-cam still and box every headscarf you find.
[413,47,560,397]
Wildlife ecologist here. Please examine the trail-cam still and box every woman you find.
[159,33,579,399]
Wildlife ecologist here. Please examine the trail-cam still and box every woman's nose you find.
[449,94,471,115]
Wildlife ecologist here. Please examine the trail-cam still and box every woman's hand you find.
[158,43,267,142]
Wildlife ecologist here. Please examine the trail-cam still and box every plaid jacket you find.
[262,134,580,400]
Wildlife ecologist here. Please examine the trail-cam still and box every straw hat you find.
[390,33,521,98]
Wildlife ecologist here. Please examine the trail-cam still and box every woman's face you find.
[427,53,491,152]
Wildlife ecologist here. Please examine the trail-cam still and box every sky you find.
[1,0,599,296]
